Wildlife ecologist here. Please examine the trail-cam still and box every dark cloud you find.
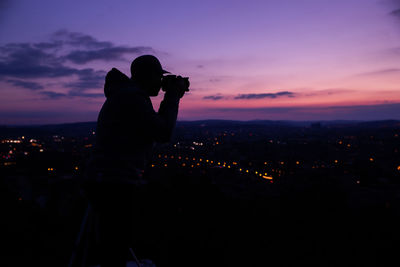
[40,91,67,99]
[52,30,113,49]
[391,9,400,16]
[203,91,297,101]
[50,30,155,64]
[234,91,295,100]
[64,46,154,64]
[39,89,104,100]
[67,91,104,98]
[0,30,155,99]
[388,0,400,17]
[6,79,44,90]
[33,41,64,50]
[203,94,225,100]
[63,69,106,89]
[0,43,79,78]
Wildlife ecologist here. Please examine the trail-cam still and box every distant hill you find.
[0,122,97,138]
[1,120,399,138]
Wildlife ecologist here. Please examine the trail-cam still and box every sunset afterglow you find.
[1,0,400,124]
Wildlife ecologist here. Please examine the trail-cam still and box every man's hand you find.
[165,76,188,99]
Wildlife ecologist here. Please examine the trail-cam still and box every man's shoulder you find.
[112,85,152,110]
[119,84,146,96]
[114,84,148,102]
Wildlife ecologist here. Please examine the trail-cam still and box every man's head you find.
[130,55,168,96]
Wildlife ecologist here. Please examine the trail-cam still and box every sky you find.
[1,0,400,124]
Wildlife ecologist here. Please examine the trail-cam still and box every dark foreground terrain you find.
[2,120,400,266]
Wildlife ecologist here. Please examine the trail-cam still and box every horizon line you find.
[1,118,399,127]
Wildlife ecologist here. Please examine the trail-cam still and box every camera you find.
[161,75,190,92]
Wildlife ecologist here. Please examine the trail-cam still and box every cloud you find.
[63,69,106,89]
[40,91,67,99]
[389,0,400,16]
[33,41,64,50]
[49,30,155,64]
[51,30,113,49]
[5,79,44,90]
[38,89,104,100]
[67,91,104,98]
[203,94,225,100]
[234,91,295,100]
[203,91,299,101]
[0,30,157,98]
[356,68,400,77]
[64,46,154,64]
[303,88,355,97]
[391,9,400,16]
[0,43,81,78]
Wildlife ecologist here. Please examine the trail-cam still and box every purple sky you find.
[1,0,400,124]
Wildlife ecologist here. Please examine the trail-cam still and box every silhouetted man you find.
[85,55,188,267]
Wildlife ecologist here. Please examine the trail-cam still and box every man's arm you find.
[121,78,186,143]
[140,92,180,143]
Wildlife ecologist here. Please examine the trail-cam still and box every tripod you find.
[68,203,143,267]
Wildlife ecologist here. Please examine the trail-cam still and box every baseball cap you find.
[130,55,169,78]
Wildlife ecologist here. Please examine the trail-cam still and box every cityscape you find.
[2,120,400,266]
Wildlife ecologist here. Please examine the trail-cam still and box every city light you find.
[262,176,273,180]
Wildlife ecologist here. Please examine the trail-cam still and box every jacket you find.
[87,68,180,183]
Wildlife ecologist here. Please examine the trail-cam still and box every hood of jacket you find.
[104,68,133,98]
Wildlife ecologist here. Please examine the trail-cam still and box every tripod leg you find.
[129,247,142,267]
[68,204,92,267]
[81,206,93,267]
